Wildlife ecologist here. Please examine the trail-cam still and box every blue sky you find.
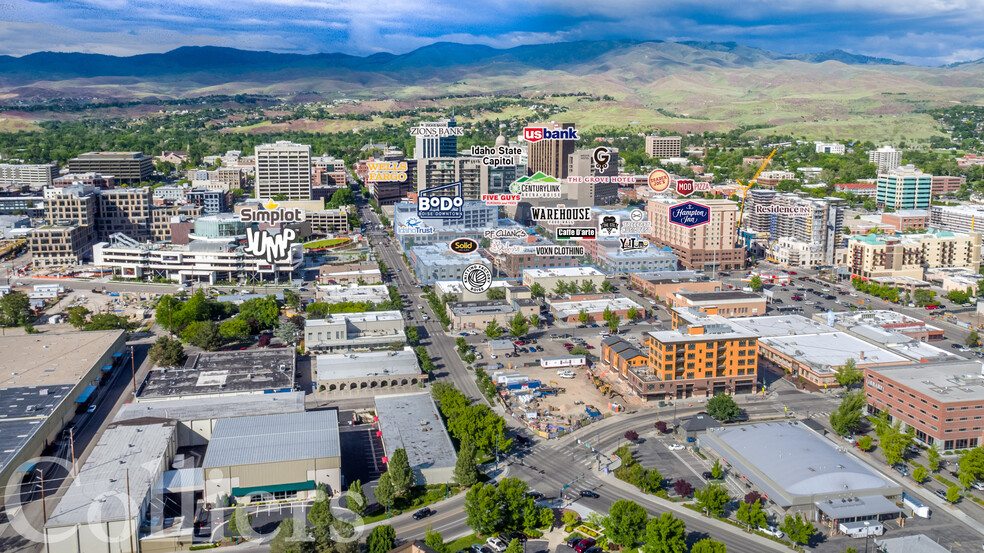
[0,0,980,65]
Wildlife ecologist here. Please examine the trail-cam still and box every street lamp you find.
[863,521,871,553]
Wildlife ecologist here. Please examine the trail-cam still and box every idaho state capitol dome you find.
[495,133,507,147]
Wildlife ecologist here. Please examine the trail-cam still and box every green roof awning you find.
[232,480,316,497]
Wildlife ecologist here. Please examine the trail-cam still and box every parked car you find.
[668,444,685,451]
[759,526,784,538]
[470,546,493,553]
[935,488,948,499]
[574,539,597,553]
[486,537,508,553]
[701,471,713,479]
[413,507,435,520]
[579,490,600,499]
[504,531,528,544]
[892,463,909,476]
[567,537,585,548]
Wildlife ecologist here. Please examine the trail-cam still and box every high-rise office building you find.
[67,152,152,184]
[526,122,577,179]
[418,157,488,201]
[254,141,312,200]
[413,116,458,160]
[0,163,58,187]
[95,187,153,241]
[645,136,682,158]
[869,146,902,173]
[567,148,619,178]
[877,165,932,210]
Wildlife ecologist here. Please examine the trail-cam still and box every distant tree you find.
[182,320,223,350]
[66,305,91,329]
[367,525,396,553]
[642,513,687,553]
[425,530,450,553]
[269,519,303,553]
[694,483,730,516]
[219,318,251,342]
[463,482,502,535]
[580,280,596,293]
[0,292,30,327]
[487,288,506,300]
[968,330,980,348]
[706,394,741,421]
[858,436,873,451]
[749,275,763,291]
[736,499,767,530]
[608,314,620,334]
[673,479,693,497]
[829,390,866,435]
[387,448,414,496]
[605,500,648,547]
[236,295,280,329]
[375,473,395,514]
[454,439,479,488]
[529,283,545,299]
[834,358,863,387]
[624,430,639,442]
[282,289,301,309]
[929,446,942,471]
[627,307,641,321]
[273,320,301,345]
[655,420,668,433]
[406,325,420,345]
[743,491,762,504]
[227,506,252,538]
[601,280,615,293]
[257,333,271,347]
[148,336,187,366]
[947,485,961,503]
[485,318,503,338]
[578,309,590,325]
[711,459,724,479]
[509,313,529,338]
[690,539,727,553]
[553,281,568,296]
[529,313,540,328]
[780,514,815,545]
[912,466,928,483]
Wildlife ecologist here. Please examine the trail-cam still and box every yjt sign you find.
[668,201,711,228]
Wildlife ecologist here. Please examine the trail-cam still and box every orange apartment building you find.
[600,336,647,378]
[620,306,759,401]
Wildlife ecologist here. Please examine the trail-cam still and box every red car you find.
[788,271,798,275]
[574,539,596,553]
[585,345,595,349]
[563,343,574,348]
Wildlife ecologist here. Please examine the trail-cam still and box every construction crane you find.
[735,148,777,246]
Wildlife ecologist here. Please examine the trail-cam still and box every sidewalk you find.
[597,470,789,552]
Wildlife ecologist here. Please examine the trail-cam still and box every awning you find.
[113,352,123,358]
[101,365,113,372]
[17,461,37,473]
[75,385,97,403]
[232,480,316,497]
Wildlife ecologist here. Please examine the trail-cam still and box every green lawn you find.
[446,534,484,552]
[303,238,349,249]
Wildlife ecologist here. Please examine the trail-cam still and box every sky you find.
[0,0,981,66]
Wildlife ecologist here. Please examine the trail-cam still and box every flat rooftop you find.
[676,290,764,302]
[760,333,908,372]
[448,300,516,317]
[115,391,305,422]
[731,315,836,338]
[867,361,984,403]
[139,349,295,399]
[550,296,643,316]
[203,410,341,468]
[700,421,900,507]
[435,280,511,295]
[375,392,457,472]
[306,310,403,326]
[46,420,177,526]
[523,267,604,278]
[316,349,421,380]
[0,384,74,476]
[0,330,124,388]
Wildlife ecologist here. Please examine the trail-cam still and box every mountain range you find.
[2,39,984,142]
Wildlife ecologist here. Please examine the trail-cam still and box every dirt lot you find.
[32,287,159,332]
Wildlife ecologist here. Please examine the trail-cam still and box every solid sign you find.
[648,169,670,192]
[668,201,711,228]
[449,238,478,254]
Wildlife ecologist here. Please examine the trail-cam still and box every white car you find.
[648,299,657,305]
[849,293,858,297]
[759,527,784,539]
[557,370,575,379]
[972,481,984,491]
[486,538,508,553]
[490,354,497,359]
[668,444,685,451]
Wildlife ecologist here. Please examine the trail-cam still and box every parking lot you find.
[628,431,709,493]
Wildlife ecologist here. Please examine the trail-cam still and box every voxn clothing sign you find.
[418,181,463,220]
[241,200,305,263]
[668,201,711,228]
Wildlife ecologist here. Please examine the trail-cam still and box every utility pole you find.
[40,469,47,523]
[69,428,77,477]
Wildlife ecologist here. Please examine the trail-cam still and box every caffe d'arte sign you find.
[668,201,711,228]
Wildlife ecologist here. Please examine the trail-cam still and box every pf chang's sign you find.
[668,201,711,228]
[675,179,711,197]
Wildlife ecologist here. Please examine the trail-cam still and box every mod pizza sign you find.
[675,179,711,197]
[668,201,711,228]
